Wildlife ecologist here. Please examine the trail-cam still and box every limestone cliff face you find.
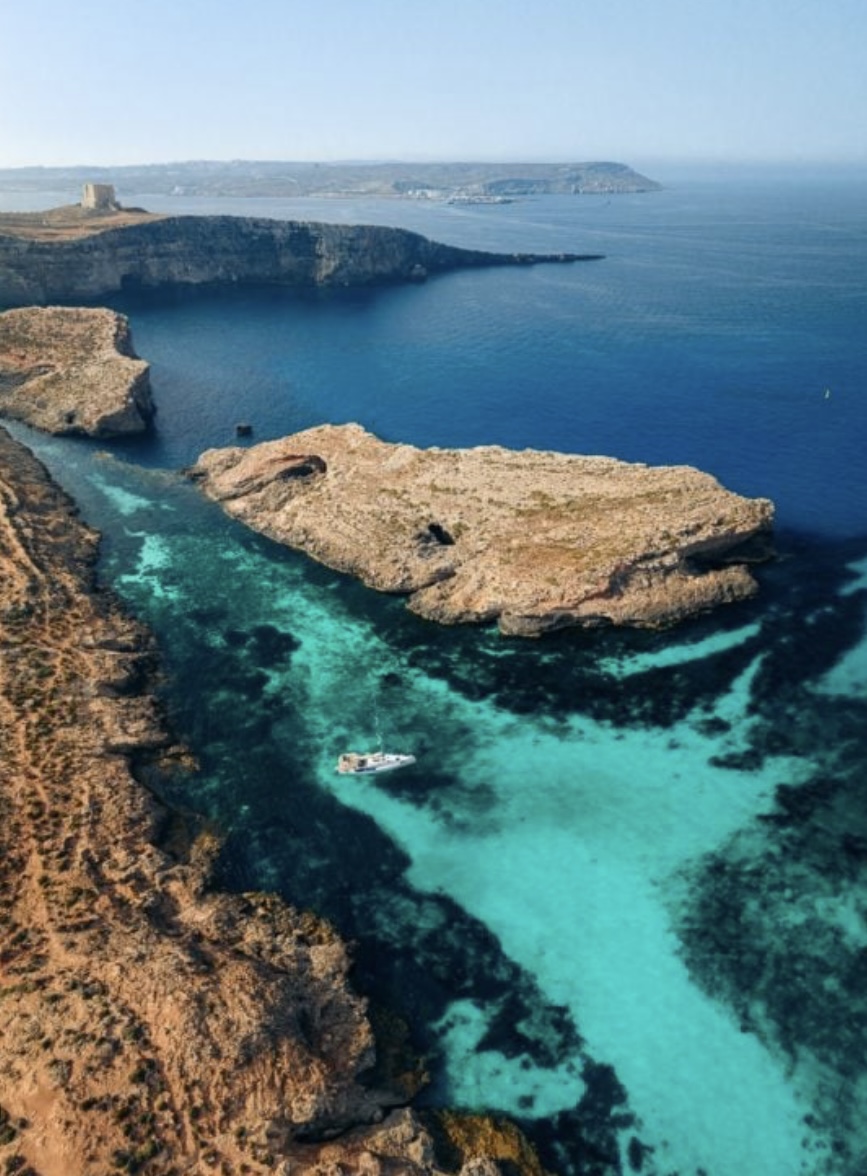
[0,426,536,1176]
[0,213,594,306]
[0,306,154,435]
[190,423,774,636]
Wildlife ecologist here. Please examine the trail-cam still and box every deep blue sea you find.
[3,166,867,1175]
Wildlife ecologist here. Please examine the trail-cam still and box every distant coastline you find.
[0,159,660,202]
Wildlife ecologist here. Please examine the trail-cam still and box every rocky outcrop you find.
[0,306,154,435]
[190,423,774,636]
[0,211,599,306]
[0,426,536,1174]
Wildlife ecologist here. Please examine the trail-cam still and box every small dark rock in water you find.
[236,422,253,437]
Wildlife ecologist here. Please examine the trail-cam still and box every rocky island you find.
[0,202,599,307]
[190,423,774,636]
[0,425,543,1175]
[0,306,154,436]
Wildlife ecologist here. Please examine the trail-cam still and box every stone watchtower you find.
[81,183,118,211]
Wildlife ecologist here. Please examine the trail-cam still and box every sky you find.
[0,0,865,169]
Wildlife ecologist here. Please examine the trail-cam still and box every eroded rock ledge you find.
[0,306,154,436]
[0,426,537,1175]
[191,423,774,636]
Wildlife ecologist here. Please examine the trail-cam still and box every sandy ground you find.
[0,206,165,242]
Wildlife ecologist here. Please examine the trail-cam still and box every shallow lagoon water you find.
[5,168,867,1175]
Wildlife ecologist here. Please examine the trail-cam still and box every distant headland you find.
[0,159,660,201]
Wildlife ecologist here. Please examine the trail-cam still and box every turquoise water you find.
[5,168,867,1175]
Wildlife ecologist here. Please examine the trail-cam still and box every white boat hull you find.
[336,751,416,775]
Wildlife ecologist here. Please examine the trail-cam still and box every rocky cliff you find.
[0,306,154,435]
[190,424,774,636]
[0,211,598,306]
[0,426,543,1175]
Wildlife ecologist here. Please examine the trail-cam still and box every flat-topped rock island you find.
[190,423,774,636]
[0,306,154,435]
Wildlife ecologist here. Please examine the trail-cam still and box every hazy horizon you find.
[2,152,862,177]
[1,0,864,171]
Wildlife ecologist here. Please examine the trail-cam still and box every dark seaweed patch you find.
[249,622,301,665]
[671,742,867,1171]
[515,1061,644,1176]
[476,994,583,1068]
[187,605,228,627]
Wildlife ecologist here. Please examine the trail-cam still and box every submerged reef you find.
[190,422,774,636]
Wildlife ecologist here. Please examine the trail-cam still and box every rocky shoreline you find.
[191,423,774,636]
[0,426,542,1176]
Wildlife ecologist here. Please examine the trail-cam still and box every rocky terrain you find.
[190,423,774,636]
[0,209,597,306]
[0,426,546,1175]
[0,307,154,436]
